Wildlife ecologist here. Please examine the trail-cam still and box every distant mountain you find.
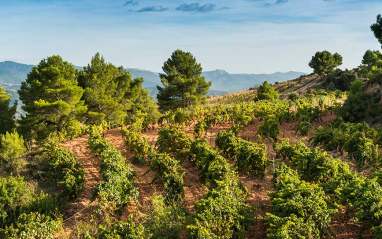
[0,61,307,104]
[201,70,307,93]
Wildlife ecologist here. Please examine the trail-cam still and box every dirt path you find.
[104,129,158,219]
[59,135,101,236]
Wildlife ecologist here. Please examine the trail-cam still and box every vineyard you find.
[1,14,382,238]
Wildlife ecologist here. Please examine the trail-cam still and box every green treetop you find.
[78,53,159,126]
[309,51,343,77]
[0,87,17,135]
[157,50,211,110]
[18,55,86,142]
[255,81,279,101]
[371,14,382,47]
[362,50,382,67]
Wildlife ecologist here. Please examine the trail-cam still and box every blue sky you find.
[0,0,381,73]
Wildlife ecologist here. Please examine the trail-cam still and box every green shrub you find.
[0,176,33,227]
[42,143,85,199]
[89,127,138,211]
[187,172,254,239]
[0,131,26,176]
[98,214,147,239]
[156,126,192,161]
[145,195,187,239]
[265,164,336,238]
[255,81,279,101]
[0,212,61,239]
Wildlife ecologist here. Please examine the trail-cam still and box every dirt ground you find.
[60,113,373,238]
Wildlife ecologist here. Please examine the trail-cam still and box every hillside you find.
[0,61,306,102]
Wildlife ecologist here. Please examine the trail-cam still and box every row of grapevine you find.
[121,127,151,163]
[155,126,192,160]
[0,176,61,238]
[216,130,269,176]
[41,143,85,199]
[310,119,381,170]
[121,125,185,204]
[187,137,254,238]
[146,152,185,204]
[265,164,337,238]
[189,138,231,186]
[88,126,139,212]
[274,139,382,237]
[142,125,254,238]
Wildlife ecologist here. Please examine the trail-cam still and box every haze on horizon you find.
[0,0,381,74]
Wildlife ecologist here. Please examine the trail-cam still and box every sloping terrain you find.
[59,112,372,238]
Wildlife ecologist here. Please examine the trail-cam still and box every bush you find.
[187,172,254,239]
[145,195,187,238]
[42,143,85,199]
[0,131,26,176]
[98,215,147,239]
[156,126,192,161]
[324,69,356,91]
[265,164,336,238]
[255,81,279,101]
[88,126,138,211]
[0,212,61,239]
[0,176,33,227]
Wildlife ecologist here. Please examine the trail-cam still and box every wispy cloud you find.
[176,3,220,13]
[276,0,288,4]
[123,1,138,7]
[138,6,168,12]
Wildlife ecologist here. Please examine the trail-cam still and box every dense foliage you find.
[157,49,211,110]
[0,87,16,135]
[42,142,85,199]
[0,131,26,176]
[255,81,279,101]
[78,53,159,126]
[309,51,342,77]
[265,164,336,238]
[88,126,138,211]
[18,55,87,142]
[216,130,269,176]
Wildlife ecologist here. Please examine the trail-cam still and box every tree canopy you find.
[325,69,356,91]
[362,50,382,67]
[309,51,343,76]
[18,55,86,142]
[255,81,279,101]
[78,53,159,126]
[157,50,211,110]
[0,88,16,135]
[371,14,382,47]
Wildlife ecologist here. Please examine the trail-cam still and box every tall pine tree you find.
[78,53,160,126]
[0,87,17,135]
[157,50,211,110]
[78,53,130,125]
[18,55,86,142]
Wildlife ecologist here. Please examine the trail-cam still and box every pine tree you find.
[309,51,343,78]
[0,87,17,135]
[18,55,86,142]
[78,53,160,126]
[157,50,211,110]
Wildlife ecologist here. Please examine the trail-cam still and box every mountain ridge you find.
[0,61,307,100]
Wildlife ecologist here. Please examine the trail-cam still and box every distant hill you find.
[202,70,306,93]
[0,61,307,103]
